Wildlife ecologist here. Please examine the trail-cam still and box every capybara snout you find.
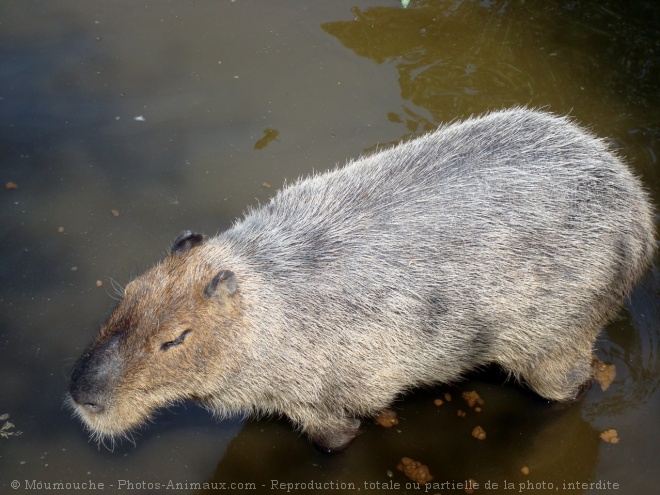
[69,108,656,451]
[69,334,123,415]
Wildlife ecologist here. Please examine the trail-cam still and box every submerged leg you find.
[519,346,594,402]
[303,416,361,453]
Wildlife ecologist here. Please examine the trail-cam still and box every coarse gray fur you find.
[68,108,656,452]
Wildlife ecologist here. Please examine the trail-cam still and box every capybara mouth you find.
[66,391,147,444]
[67,348,161,445]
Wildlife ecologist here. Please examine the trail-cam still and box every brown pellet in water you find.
[592,358,616,392]
[462,390,485,408]
[374,409,399,427]
[472,426,487,440]
[397,457,433,484]
[600,428,619,443]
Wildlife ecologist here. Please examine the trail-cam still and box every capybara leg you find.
[519,348,594,402]
[305,417,361,453]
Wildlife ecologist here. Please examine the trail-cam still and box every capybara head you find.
[67,231,242,443]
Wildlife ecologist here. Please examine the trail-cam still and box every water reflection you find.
[207,381,601,495]
[322,1,660,160]
[584,269,660,419]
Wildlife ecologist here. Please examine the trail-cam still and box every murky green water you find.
[1,1,658,494]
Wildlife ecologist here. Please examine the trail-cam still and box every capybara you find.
[68,108,656,451]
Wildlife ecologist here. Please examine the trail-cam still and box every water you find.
[1,0,658,493]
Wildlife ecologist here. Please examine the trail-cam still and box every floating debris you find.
[592,358,616,391]
[0,414,22,439]
[462,390,485,408]
[600,428,619,444]
[472,425,487,440]
[397,457,433,484]
[374,409,399,428]
[254,128,280,150]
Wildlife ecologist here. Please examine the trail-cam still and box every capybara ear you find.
[204,270,238,299]
[171,231,206,254]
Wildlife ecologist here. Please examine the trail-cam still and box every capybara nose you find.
[69,380,107,415]
[69,391,105,414]
[68,334,122,416]
[81,402,104,414]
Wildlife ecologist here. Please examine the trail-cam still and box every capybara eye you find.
[160,329,192,351]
